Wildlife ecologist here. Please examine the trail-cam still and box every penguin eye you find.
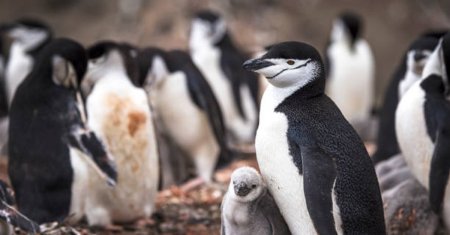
[286,60,295,65]
[252,184,256,188]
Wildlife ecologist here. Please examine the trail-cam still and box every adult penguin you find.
[244,41,385,234]
[8,38,117,224]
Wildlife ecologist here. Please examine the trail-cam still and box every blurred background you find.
[0,0,449,107]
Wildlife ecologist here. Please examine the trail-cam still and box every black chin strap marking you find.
[267,59,312,79]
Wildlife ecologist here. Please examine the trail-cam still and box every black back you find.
[263,42,385,234]
[372,35,440,164]
[8,38,87,223]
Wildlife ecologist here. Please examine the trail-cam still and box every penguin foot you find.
[180,177,205,192]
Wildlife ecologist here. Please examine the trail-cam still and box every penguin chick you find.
[8,38,117,224]
[83,41,159,226]
[221,167,290,235]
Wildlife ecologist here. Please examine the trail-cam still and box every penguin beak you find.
[242,58,274,71]
[234,183,252,197]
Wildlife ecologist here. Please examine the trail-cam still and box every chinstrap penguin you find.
[189,10,259,146]
[325,11,375,126]
[373,35,439,164]
[221,167,290,235]
[83,41,159,226]
[396,32,450,230]
[137,48,232,182]
[244,41,386,234]
[8,38,117,224]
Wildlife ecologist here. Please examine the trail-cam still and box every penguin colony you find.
[0,7,447,235]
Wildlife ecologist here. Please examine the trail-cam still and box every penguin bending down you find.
[325,12,375,124]
[83,41,159,226]
[189,10,259,145]
[244,41,386,234]
[396,32,450,229]
[8,38,117,224]
[372,35,439,164]
[221,167,290,235]
[137,48,232,181]
[4,19,52,105]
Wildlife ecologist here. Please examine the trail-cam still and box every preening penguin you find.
[8,38,117,224]
[244,41,385,234]
[4,19,52,105]
[137,48,231,182]
[325,12,375,124]
[221,167,290,235]
[396,32,450,229]
[372,35,439,164]
[189,10,259,145]
[83,41,159,226]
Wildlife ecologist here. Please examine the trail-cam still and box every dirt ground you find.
[0,0,449,234]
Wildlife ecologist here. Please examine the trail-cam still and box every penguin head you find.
[405,36,439,76]
[136,47,169,88]
[189,10,227,50]
[6,18,52,54]
[229,167,265,202]
[85,41,138,86]
[33,38,87,89]
[421,32,450,93]
[331,12,362,49]
[243,41,324,90]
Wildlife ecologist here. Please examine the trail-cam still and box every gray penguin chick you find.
[221,167,290,235]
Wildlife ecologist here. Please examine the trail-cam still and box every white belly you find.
[397,81,450,229]
[84,77,159,225]
[256,87,316,234]
[396,82,434,188]
[326,40,374,122]
[191,48,257,144]
[151,72,219,181]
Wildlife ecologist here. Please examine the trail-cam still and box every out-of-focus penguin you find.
[221,167,290,235]
[396,32,450,230]
[244,41,386,234]
[83,41,159,226]
[372,35,439,164]
[4,19,52,105]
[137,48,232,182]
[325,12,375,124]
[8,38,117,224]
[189,10,259,146]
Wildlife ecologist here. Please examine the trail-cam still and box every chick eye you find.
[252,184,256,188]
[286,60,295,65]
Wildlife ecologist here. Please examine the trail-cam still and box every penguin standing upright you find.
[4,19,52,105]
[325,12,375,124]
[372,35,439,164]
[137,48,231,181]
[243,41,385,234]
[82,41,159,226]
[189,10,259,145]
[396,32,450,229]
[8,38,117,224]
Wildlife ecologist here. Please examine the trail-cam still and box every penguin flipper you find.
[429,128,450,214]
[185,65,233,168]
[68,129,118,186]
[302,147,338,235]
[259,191,291,235]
